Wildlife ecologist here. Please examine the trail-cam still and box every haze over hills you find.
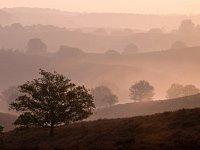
[1,8,200,53]
[1,7,200,30]
[1,46,200,106]
[1,2,200,150]
[0,23,200,53]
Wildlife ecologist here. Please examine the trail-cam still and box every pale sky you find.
[0,0,200,14]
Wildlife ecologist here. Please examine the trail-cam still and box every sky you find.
[0,0,200,14]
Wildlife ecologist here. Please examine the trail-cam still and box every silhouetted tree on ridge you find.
[10,69,95,136]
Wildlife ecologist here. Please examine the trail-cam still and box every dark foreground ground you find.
[2,108,200,150]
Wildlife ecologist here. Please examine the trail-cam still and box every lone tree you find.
[129,80,154,102]
[91,86,118,107]
[10,69,95,136]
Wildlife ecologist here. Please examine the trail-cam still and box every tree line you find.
[1,79,199,109]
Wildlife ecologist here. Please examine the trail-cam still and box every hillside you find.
[1,94,200,132]
[4,108,200,150]
[89,94,200,120]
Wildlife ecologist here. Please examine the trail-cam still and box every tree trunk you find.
[50,123,54,137]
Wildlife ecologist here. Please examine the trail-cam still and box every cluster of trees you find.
[129,81,200,102]
[2,80,200,111]
[0,85,118,110]
[167,19,200,36]
[105,43,140,55]
[166,84,200,99]
[0,71,119,137]
[0,39,86,58]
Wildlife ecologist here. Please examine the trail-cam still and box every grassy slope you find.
[89,94,200,120]
[4,108,200,150]
[1,94,200,132]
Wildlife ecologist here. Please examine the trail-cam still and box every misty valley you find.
[0,6,200,150]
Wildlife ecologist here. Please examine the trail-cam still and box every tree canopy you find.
[10,69,95,136]
[129,80,154,102]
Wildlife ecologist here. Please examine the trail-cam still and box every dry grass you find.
[3,108,200,150]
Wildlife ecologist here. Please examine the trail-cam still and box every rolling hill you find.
[1,94,200,133]
[89,94,200,120]
[3,108,200,150]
